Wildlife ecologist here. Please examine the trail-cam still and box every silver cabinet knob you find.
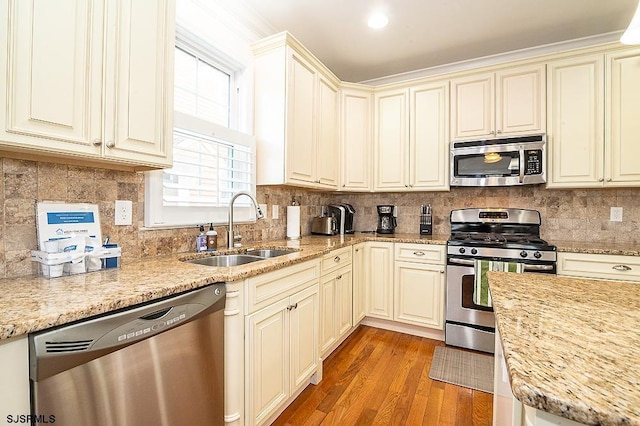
[606,178,612,182]
[334,256,340,263]
[106,140,115,148]
[598,178,604,182]
[413,251,425,256]
[92,139,102,146]
[612,264,632,271]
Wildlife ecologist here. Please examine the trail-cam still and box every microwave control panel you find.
[524,150,543,175]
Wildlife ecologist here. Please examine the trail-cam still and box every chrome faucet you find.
[228,191,264,249]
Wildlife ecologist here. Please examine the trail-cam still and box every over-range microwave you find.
[450,134,546,187]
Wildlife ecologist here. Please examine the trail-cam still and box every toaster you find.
[311,216,337,235]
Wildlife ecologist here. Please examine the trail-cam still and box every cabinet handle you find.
[337,275,343,280]
[413,251,425,256]
[607,178,612,182]
[334,256,340,262]
[598,178,604,182]
[355,248,360,252]
[612,264,632,271]
[92,139,102,146]
[440,269,445,274]
[106,140,115,148]
[496,130,502,134]
[287,303,298,311]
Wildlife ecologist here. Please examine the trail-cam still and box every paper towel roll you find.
[286,206,301,239]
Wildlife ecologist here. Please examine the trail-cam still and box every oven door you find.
[446,262,495,328]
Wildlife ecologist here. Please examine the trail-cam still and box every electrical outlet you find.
[272,205,279,219]
[610,206,623,222]
[259,204,268,219]
[115,200,133,226]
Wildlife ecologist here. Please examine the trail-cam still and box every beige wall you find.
[1,157,638,278]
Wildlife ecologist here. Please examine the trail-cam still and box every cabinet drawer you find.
[246,259,320,313]
[557,252,640,281]
[395,243,445,264]
[321,246,352,274]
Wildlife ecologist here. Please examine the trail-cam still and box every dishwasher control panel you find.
[117,311,187,343]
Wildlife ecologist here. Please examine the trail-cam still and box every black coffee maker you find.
[376,205,397,234]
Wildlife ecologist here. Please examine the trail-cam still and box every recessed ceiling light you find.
[368,13,389,29]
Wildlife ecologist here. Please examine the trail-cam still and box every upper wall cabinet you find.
[450,64,545,141]
[340,85,373,192]
[547,48,640,188]
[253,32,339,190]
[373,81,449,192]
[0,0,175,170]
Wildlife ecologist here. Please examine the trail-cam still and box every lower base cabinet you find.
[394,261,445,329]
[319,265,353,356]
[246,284,319,425]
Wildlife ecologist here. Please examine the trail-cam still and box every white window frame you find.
[144,28,256,230]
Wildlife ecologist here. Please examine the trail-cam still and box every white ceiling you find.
[238,0,637,83]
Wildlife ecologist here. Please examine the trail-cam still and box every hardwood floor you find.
[273,326,493,426]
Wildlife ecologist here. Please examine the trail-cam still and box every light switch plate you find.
[259,204,268,219]
[272,205,279,219]
[115,200,133,226]
[610,206,623,222]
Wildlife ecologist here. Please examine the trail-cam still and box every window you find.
[144,37,256,229]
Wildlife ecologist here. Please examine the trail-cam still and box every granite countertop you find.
[488,271,640,426]
[553,240,640,257]
[0,233,447,341]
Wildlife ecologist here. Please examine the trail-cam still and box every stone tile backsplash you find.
[1,157,638,278]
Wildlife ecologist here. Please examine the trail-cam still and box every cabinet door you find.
[374,89,408,190]
[103,0,173,167]
[606,49,640,186]
[336,268,353,338]
[340,88,372,191]
[289,285,319,392]
[246,298,290,426]
[495,65,545,136]
[2,0,102,156]
[352,243,367,324]
[450,73,494,140]
[366,242,394,319]
[410,81,450,191]
[547,55,604,188]
[319,274,337,354]
[316,75,339,188]
[394,261,445,329]
[286,52,316,184]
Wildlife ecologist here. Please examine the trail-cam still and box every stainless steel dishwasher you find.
[29,284,225,426]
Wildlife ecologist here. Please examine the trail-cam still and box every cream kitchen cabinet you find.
[394,244,446,329]
[225,259,320,426]
[319,247,353,357]
[253,32,339,190]
[352,243,367,325]
[450,64,545,140]
[373,81,449,191]
[0,0,174,170]
[547,48,640,188]
[0,336,29,423]
[557,252,640,282]
[246,284,319,426]
[340,84,373,191]
[366,241,395,319]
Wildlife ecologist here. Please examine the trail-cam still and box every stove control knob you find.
[534,251,542,259]
[471,248,478,255]
[458,247,466,254]
[520,250,528,258]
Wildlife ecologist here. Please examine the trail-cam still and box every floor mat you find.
[428,346,494,393]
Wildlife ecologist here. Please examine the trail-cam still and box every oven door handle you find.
[519,150,525,183]
[448,257,555,272]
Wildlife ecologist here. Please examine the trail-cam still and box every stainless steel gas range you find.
[445,208,557,353]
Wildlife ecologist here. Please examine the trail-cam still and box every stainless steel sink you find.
[186,254,265,267]
[244,248,297,258]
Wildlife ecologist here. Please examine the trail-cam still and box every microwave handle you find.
[519,150,525,183]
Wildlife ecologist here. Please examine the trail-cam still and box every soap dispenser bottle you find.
[206,223,218,251]
[196,225,207,252]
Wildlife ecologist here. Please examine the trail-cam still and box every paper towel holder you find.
[286,199,301,240]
